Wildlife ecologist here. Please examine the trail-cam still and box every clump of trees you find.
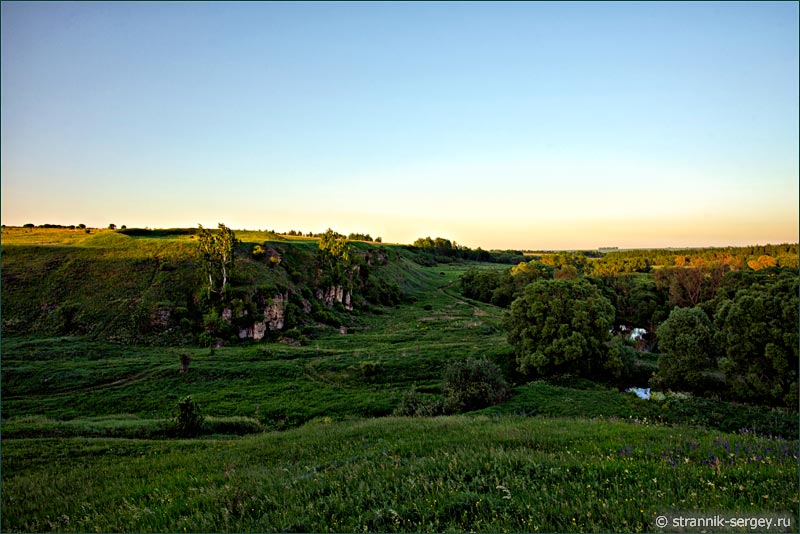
[461,261,553,307]
[481,248,798,407]
[413,236,525,264]
[714,271,798,405]
[317,228,353,289]
[394,357,508,416]
[650,269,798,406]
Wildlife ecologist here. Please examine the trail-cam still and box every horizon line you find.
[2,223,797,253]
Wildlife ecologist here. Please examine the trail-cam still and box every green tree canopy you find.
[503,279,615,379]
[714,272,798,406]
[318,228,352,287]
[653,306,718,395]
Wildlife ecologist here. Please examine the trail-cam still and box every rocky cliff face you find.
[315,285,352,310]
[237,292,288,340]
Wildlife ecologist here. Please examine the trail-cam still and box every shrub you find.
[443,358,509,413]
[179,353,191,373]
[393,385,444,417]
[175,395,205,437]
[203,416,263,435]
[359,360,384,378]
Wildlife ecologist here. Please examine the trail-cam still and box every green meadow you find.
[1,227,797,532]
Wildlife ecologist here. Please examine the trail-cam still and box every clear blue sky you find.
[2,1,798,249]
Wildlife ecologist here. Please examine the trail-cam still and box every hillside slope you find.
[1,228,420,345]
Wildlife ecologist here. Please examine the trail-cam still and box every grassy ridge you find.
[1,230,201,340]
[0,227,454,342]
[3,416,796,532]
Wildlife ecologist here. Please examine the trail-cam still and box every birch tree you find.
[197,223,236,295]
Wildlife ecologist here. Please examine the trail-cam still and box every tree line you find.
[278,229,382,242]
[412,236,527,264]
[591,244,798,275]
[462,252,798,408]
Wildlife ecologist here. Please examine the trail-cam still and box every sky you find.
[2,1,798,250]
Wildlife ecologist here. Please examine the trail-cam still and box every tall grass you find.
[2,416,796,532]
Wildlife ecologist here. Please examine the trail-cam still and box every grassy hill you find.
[1,227,797,532]
[1,227,426,343]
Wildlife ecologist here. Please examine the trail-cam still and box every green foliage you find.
[592,244,798,276]
[116,227,198,237]
[653,307,718,395]
[605,336,638,384]
[714,271,798,406]
[318,228,352,287]
[460,268,505,303]
[200,309,233,346]
[358,360,384,378]
[540,252,590,275]
[251,244,265,260]
[1,414,262,439]
[602,273,665,330]
[2,246,798,533]
[504,278,615,380]
[174,395,205,437]
[0,262,509,426]
[363,277,404,306]
[393,385,444,416]
[197,223,237,294]
[413,236,524,264]
[653,266,724,309]
[347,232,373,242]
[460,262,551,308]
[442,357,508,413]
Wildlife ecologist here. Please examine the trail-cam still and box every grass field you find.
[2,228,797,532]
[3,416,797,532]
